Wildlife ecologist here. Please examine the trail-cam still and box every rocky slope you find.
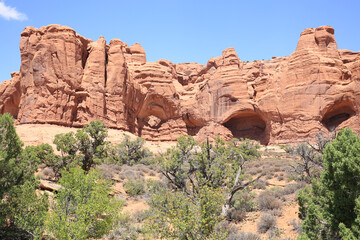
[1,25,359,144]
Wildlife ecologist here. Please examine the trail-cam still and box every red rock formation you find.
[1,24,359,144]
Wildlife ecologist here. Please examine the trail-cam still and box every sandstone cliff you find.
[1,24,359,144]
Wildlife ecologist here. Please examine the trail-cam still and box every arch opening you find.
[321,102,355,132]
[222,112,268,144]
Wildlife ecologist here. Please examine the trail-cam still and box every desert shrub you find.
[267,208,283,217]
[96,163,121,181]
[47,168,122,240]
[120,169,141,181]
[257,213,277,233]
[257,190,282,210]
[232,189,256,213]
[228,209,247,222]
[265,174,273,180]
[289,218,302,234]
[253,179,268,189]
[124,178,145,196]
[107,213,139,240]
[107,135,152,166]
[40,167,55,180]
[282,182,306,195]
[1,179,49,239]
[232,232,261,240]
[133,210,151,223]
[147,136,261,239]
[147,180,226,240]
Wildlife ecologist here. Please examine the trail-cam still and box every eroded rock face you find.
[1,24,360,144]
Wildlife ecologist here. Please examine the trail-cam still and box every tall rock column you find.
[77,37,107,123]
[105,39,128,129]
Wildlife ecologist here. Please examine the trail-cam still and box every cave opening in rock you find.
[222,112,268,144]
[321,102,355,132]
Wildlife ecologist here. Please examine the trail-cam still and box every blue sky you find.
[0,0,359,82]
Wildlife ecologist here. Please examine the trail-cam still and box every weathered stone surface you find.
[0,72,21,118]
[1,24,360,144]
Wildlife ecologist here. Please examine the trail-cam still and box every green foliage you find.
[53,120,108,172]
[53,132,78,171]
[147,136,260,239]
[298,128,360,239]
[232,189,256,212]
[0,113,25,199]
[2,179,49,239]
[0,114,49,238]
[124,178,145,196]
[76,120,108,171]
[47,167,122,240]
[107,134,151,165]
[147,180,226,240]
[158,136,260,194]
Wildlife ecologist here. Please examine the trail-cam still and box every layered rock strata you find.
[1,24,359,144]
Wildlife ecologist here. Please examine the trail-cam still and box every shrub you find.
[267,208,283,217]
[107,135,152,166]
[40,167,55,180]
[107,213,139,240]
[253,179,268,189]
[282,182,306,195]
[257,190,282,210]
[233,232,261,240]
[47,168,122,240]
[289,218,302,234]
[124,178,145,196]
[257,213,277,233]
[228,209,247,222]
[232,190,256,212]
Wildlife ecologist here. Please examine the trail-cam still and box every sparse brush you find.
[257,190,282,210]
[97,164,120,181]
[228,209,247,222]
[289,218,302,234]
[257,213,277,233]
[253,179,268,189]
[124,178,145,196]
[230,232,261,240]
[267,208,283,217]
[40,167,55,180]
[282,182,306,195]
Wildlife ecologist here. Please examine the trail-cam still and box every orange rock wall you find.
[1,24,359,144]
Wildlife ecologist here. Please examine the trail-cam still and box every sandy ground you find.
[16,123,176,154]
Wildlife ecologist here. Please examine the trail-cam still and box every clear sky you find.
[0,0,359,83]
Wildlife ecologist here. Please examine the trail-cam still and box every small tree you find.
[2,179,49,239]
[0,113,25,199]
[291,131,335,183]
[298,128,360,239]
[47,167,122,240]
[106,134,151,165]
[76,120,108,171]
[53,120,108,172]
[148,136,261,239]
[0,113,49,238]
